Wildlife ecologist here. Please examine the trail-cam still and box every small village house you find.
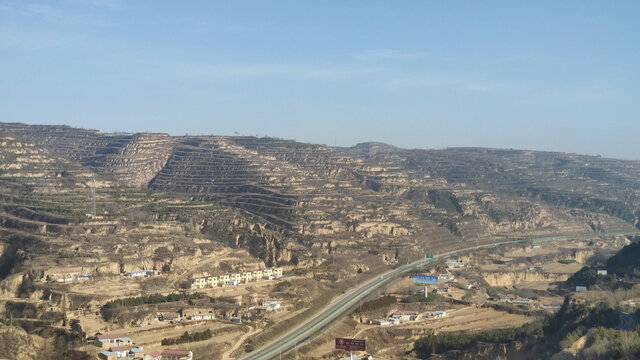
[425,311,447,318]
[206,276,218,287]
[99,351,117,360]
[158,307,183,322]
[190,313,214,321]
[263,300,280,311]
[45,266,87,282]
[391,311,419,322]
[97,333,131,349]
[144,351,162,360]
[241,272,253,283]
[191,277,206,290]
[369,319,391,326]
[126,271,147,278]
[108,345,135,358]
[130,348,145,358]
[161,349,193,360]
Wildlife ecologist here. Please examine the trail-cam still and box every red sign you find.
[335,338,366,351]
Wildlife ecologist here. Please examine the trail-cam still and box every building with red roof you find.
[146,351,162,360]
[161,349,193,360]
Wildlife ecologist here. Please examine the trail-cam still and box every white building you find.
[391,311,419,321]
[425,311,447,318]
[190,313,214,321]
[263,300,280,311]
[447,261,466,269]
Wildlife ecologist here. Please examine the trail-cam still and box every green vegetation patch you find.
[583,327,640,359]
[558,259,577,264]
[271,280,291,293]
[606,240,640,278]
[414,322,542,358]
[356,295,397,313]
[404,292,438,303]
[565,266,617,290]
[415,298,621,359]
[102,293,197,310]
[161,329,212,346]
[427,190,462,214]
[4,301,38,319]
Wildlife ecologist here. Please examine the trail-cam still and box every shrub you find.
[161,329,212,345]
[271,280,291,293]
[404,292,437,303]
[357,295,397,313]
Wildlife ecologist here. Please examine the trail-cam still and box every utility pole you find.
[91,174,96,217]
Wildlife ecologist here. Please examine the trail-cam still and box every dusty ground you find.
[79,319,249,360]
[305,306,533,360]
[297,238,625,359]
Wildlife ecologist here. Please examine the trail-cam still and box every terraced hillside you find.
[1,122,637,268]
[345,143,640,231]
[0,122,175,186]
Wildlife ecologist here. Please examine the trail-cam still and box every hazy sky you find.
[1,1,638,159]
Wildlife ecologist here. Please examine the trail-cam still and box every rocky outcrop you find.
[481,271,569,287]
[0,326,43,360]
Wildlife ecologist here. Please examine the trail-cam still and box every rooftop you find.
[162,349,192,356]
[109,345,133,351]
[392,311,419,315]
[97,333,128,340]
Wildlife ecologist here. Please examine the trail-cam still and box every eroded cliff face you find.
[199,215,297,267]
[481,271,569,287]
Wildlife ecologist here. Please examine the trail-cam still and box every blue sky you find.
[1,1,639,159]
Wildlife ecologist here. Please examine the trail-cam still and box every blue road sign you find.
[413,275,439,285]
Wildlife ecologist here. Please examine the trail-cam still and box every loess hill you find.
[0,122,639,298]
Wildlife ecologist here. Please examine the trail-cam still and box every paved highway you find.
[237,232,639,360]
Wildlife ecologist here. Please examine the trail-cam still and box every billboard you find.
[335,338,366,351]
[412,275,439,285]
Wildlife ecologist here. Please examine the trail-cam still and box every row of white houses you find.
[191,267,283,290]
